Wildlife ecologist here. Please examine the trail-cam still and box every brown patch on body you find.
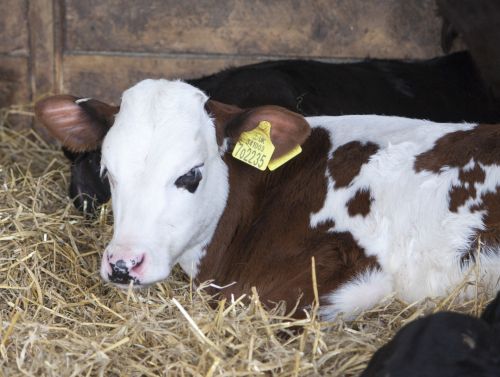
[449,185,474,213]
[347,189,373,217]
[470,190,500,247]
[449,164,486,212]
[329,141,379,188]
[198,128,379,317]
[459,164,486,185]
[415,123,500,252]
[414,124,500,173]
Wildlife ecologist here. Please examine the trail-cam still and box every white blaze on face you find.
[100,79,229,286]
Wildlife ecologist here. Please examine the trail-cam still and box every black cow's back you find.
[191,51,500,122]
[361,293,500,377]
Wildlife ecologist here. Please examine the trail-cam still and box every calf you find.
[36,51,500,214]
[36,79,500,318]
[361,292,500,377]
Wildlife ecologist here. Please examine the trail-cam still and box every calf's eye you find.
[175,164,203,193]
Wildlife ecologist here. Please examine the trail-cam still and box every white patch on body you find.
[306,116,500,318]
[462,158,476,172]
[320,268,393,320]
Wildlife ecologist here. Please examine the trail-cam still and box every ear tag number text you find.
[232,121,275,171]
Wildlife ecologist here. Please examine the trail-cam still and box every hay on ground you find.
[0,105,493,376]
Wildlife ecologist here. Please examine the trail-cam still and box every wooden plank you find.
[62,54,259,104]
[53,0,64,94]
[28,0,56,98]
[65,0,442,59]
[0,0,29,55]
[0,56,30,107]
[0,56,32,130]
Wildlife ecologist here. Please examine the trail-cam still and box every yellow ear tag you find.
[232,121,275,170]
[268,144,302,171]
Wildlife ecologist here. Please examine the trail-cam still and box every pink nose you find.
[106,252,145,285]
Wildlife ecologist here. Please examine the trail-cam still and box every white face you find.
[99,79,229,287]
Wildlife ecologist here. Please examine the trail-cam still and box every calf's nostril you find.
[130,254,145,271]
[106,255,144,284]
[108,261,139,285]
[110,259,129,276]
[115,259,127,270]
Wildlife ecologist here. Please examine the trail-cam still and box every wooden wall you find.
[1,0,448,110]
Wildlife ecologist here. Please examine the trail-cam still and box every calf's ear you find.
[35,95,119,152]
[205,100,311,159]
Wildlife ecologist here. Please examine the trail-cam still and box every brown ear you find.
[205,100,311,159]
[35,95,119,152]
[204,100,245,145]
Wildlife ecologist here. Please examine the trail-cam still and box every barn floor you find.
[0,106,492,377]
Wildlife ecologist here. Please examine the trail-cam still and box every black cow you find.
[361,293,500,377]
[36,51,500,214]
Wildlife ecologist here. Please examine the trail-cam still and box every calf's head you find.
[36,79,310,287]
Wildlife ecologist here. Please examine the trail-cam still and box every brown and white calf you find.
[36,79,500,319]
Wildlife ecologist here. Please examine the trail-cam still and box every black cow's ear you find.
[35,95,119,152]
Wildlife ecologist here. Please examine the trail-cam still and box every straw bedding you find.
[0,105,493,376]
